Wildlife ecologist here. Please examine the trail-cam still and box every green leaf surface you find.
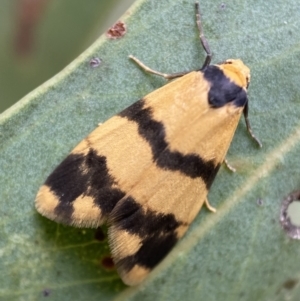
[1,0,300,300]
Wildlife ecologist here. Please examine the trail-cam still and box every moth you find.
[35,2,261,286]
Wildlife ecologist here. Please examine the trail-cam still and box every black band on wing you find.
[45,149,125,222]
[112,196,182,270]
[119,100,219,189]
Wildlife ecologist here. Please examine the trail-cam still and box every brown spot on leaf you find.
[283,278,298,290]
[101,256,115,270]
[106,21,126,39]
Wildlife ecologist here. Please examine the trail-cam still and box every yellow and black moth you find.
[35,3,261,286]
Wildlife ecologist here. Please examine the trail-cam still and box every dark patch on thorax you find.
[202,65,248,108]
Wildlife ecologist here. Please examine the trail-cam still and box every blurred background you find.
[0,0,136,113]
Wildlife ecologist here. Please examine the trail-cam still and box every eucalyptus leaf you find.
[1,0,300,300]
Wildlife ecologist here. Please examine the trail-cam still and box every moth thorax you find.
[220,59,250,89]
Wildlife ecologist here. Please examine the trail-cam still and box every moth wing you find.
[35,106,168,227]
[35,72,208,227]
[107,71,245,285]
[36,70,244,283]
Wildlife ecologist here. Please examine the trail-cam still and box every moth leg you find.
[129,55,190,80]
[243,103,262,148]
[204,198,216,213]
[195,2,212,69]
[224,159,236,173]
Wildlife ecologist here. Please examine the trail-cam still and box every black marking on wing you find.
[119,100,219,189]
[203,65,248,108]
[111,196,182,270]
[45,149,125,224]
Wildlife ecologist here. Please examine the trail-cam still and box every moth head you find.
[221,59,251,90]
